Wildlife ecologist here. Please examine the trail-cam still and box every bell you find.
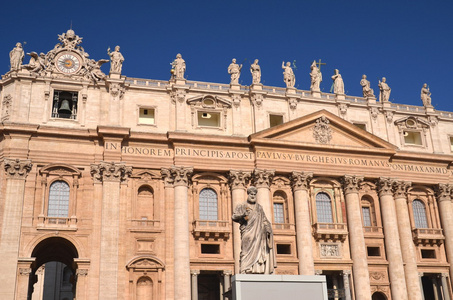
[58,99,72,114]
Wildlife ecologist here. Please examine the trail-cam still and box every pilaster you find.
[290,171,314,275]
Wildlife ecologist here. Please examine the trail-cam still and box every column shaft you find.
[190,270,199,300]
[437,185,453,283]
[342,271,352,300]
[294,188,314,275]
[442,274,451,300]
[231,188,245,273]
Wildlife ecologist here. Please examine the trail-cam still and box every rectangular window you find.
[197,111,220,127]
[138,108,155,125]
[404,131,422,145]
[362,207,372,227]
[273,203,285,223]
[201,244,220,254]
[450,137,453,152]
[52,90,78,119]
[421,249,436,259]
[367,247,380,257]
[276,244,291,255]
[269,114,284,128]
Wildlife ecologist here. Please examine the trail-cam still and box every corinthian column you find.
[0,158,32,300]
[252,169,274,220]
[290,171,314,275]
[228,170,251,274]
[342,175,371,300]
[161,168,175,300]
[91,161,132,300]
[436,184,453,283]
[170,166,193,300]
[393,181,423,300]
[377,178,408,300]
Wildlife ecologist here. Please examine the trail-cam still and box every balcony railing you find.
[192,220,231,240]
[128,219,161,232]
[273,223,296,231]
[313,223,348,242]
[363,226,383,237]
[412,228,444,245]
[37,216,77,230]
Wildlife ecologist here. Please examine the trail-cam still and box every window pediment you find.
[40,164,81,177]
[187,95,232,109]
[126,256,165,271]
[394,116,430,130]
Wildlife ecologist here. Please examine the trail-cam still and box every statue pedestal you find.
[230,274,327,300]
[335,94,345,100]
[109,72,121,79]
[311,91,321,98]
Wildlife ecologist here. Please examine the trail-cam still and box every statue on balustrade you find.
[250,59,261,84]
[420,83,432,107]
[360,74,375,98]
[171,53,186,80]
[378,77,391,102]
[9,42,24,71]
[107,45,124,74]
[331,69,345,94]
[310,60,322,92]
[232,186,276,274]
[228,58,242,84]
[282,61,295,88]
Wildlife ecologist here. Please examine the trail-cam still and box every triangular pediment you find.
[250,110,397,153]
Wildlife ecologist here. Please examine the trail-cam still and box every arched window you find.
[413,199,428,228]
[48,181,70,217]
[199,188,218,220]
[273,191,287,224]
[361,196,375,227]
[316,192,333,223]
[137,186,154,220]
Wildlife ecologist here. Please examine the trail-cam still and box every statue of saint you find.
[232,186,276,274]
[421,83,432,107]
[9,42,24,71]
[310,60,322,92]
[107,45,124,74]
[331,69,344,94]
[228,58,242,84]
[171,53,186,80]
[250,59,261,84]
[360,75,375,98]
[282,61,295,88]
[378,77,391,102]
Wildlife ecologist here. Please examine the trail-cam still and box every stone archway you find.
[372,291,388,300]
[27,237,79,300]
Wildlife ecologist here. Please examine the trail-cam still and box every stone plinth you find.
[231,275,327,300]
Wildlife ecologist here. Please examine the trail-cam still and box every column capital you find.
[161,167,174,187]
[436,184,452,202]
[76,269,89,277]
[314,270,323,275]
[4,158,32,179]
[228,170,251,190]
[393,180,411,199]
[418,272,424,277]
[19,268,32,276]
[190,269,200,276]
[223,270,233,276]
[342,175,363,195]
[170,166,193,187]
[290,171,313,191]
[252,169,274,188]
[342,270,351,276]
[90,161,132,183]
[377,177,395,196]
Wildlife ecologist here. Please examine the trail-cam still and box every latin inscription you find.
[175,147,253,160]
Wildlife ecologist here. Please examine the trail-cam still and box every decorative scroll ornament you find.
[252,169,275,188]
[377,177,394,196]
[228,170,251,189]
[313,116,332,144]
[90,161,132,183]
[4,158,32,179]
[290,171,313,191]
[342,175,363,194]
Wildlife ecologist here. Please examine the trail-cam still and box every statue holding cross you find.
[310,59,324,92]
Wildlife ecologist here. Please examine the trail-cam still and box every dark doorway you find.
[372,292,387,300]
[198,271,221,300]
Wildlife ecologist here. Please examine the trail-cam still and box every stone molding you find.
[342,175,363,195]
[393,180,411,199]
[3,158,32,179]
[252,169,274,188]
[90,161,132,183]
[290,171,313,191]
[436,184,452,202]
[162,166,193,187]
[228,170,251,190]
[377,177,394,196]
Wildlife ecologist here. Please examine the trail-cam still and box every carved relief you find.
[228,170,251,189]
[170,90,186,104]
[250,93,264,107]
[108,83,125,99]
[252,169,275,188]
[338,104,348,116]
[428,116,438,127]
[369,271,386,282]
[313,116,332,144]
[320,244,340,257]
[384,111,393,123]
[290,171,313,191]
[288,98,298,110]
[90,161,132,183]
[2,94,12,121]
[370,107,379,120]
[231,94,241,107]
[342,175,363,194]
[4,158,32,179]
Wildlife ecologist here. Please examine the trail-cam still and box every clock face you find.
[56,52,81,74]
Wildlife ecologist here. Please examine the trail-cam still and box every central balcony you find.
[412,228,444,246]
[313,223,348,242]
[192,220,231,241]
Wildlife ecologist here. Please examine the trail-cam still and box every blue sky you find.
[1,0,452,111]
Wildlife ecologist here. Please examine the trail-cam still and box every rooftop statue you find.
[107,46,124,74]
[282,61,295,88]
[171,53,186,80]
[228,58,242,84]
[378,77,391,102]
[85,59,109,82]
[57,29,83,51]
[250,59,261,84]
[421,83,432,107]
[310,60,322,92]
[331,69,344,94]
[232,186,276,274]
[9,42,24,71]
[360,74,375,98]
[23,52,46,74]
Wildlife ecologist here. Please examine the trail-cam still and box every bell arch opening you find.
[28,237,79,300]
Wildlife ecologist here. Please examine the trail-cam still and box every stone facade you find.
[1,30,453,300]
